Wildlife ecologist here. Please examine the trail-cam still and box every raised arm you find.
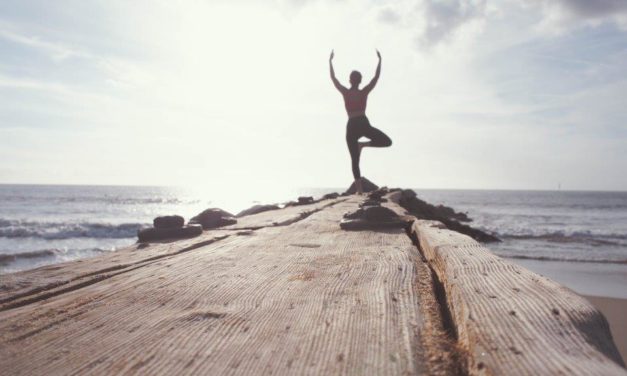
[329,50,347,93]
[363,49,381,93]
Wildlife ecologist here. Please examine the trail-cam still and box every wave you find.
[0,248,108,266]
[497,230,627,246]
[0,219,146,240]
[503,254,627,265]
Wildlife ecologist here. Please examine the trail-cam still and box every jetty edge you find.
[0,189,623,375]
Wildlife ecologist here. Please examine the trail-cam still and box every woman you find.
[329,49,392,195]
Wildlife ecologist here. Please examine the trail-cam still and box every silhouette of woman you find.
[330,49,392,195]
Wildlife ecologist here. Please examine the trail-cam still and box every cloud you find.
[419,0,487,46]
[378,7,402,24]
[375,0,627,49]
[551,0,627,18]
[0,26,92,61]
[533,0,627,32]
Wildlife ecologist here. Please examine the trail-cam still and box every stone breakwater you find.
[136,178,499,244]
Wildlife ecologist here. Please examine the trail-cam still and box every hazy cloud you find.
[551,0,627,18]
[0,26,92,61]
[419,0,487,46]
[378,7,402,24]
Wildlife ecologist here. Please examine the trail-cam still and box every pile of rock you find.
[322,192,340,200]
[137,215,203,242]
[284,196,317,207]
[189,208,237,230]
[394,189,499,243]
[340,188,409,230]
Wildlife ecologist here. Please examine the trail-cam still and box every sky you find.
[0,0,626,192]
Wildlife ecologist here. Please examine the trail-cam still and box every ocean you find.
[1,185,626,281]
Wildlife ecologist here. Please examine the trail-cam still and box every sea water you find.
[1,185,626,277]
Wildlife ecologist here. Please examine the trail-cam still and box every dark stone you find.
[137,224,203,242]
[396,193,500,243]
[340,205,407,230]
[298,196,314,205]
[363,206,399,222]
[344,177,379,194]
[401,189,417,200]
[153,215,184,229]
[343,205,398,222]
[359,199,385,208]
[368,188,387,200]
[322,192,340,199]
[189,208,237,230]
[237,204,280,217]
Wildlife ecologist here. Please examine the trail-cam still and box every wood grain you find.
[0,198,442,375]
[411,219,626,375]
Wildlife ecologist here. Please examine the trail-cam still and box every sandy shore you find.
[584,295,627,365]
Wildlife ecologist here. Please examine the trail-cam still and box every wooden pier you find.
[0,194,624,375]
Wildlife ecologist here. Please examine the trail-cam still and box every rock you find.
[340,205,407,231]
[401,189,417,200]
[345,177,379,194]
[343,205,398,222]
[395,194,500,243]
[137,224,203,242]
[322,192,340,199]
[298,196,314,205]
[189,208,237,230]
[153,215,184,229]
[237,204,280,217]
[368,188,389,201]
[363,206,399,222]
[359,199,385,207]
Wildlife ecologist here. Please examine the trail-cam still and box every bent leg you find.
[363,125,392,147]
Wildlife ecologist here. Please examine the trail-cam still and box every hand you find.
[376,49,381,60]
[330,49,335,62]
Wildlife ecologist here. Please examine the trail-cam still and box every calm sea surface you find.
[1,185,626,275]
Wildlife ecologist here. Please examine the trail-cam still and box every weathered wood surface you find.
[411,219,626,375]
[0,198,345,311]
[0,197,447,375]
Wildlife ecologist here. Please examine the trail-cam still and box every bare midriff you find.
[343,89,368,118]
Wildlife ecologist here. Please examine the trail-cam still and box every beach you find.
[585,295,627,363]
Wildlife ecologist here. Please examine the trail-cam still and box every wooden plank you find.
[0,198,346,311]
[411,219,626,375]
[0,198,439,375]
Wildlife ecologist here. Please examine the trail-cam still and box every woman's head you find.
[350,70,362,87]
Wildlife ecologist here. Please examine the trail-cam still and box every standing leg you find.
[346,125,363,194]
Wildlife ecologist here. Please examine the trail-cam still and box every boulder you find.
[368,188,389,201]
[345,177,379,194]
[189,208,237,230]
[297,196,314,205]
[322,192,340,200]
[137,224,203,242]
[340,205,407,231]
[396,194,500,243]
[401,189,417,200]
[153,215,184,229]
[237,204,280,217]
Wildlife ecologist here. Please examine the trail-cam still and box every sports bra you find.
[342,89,368,118]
